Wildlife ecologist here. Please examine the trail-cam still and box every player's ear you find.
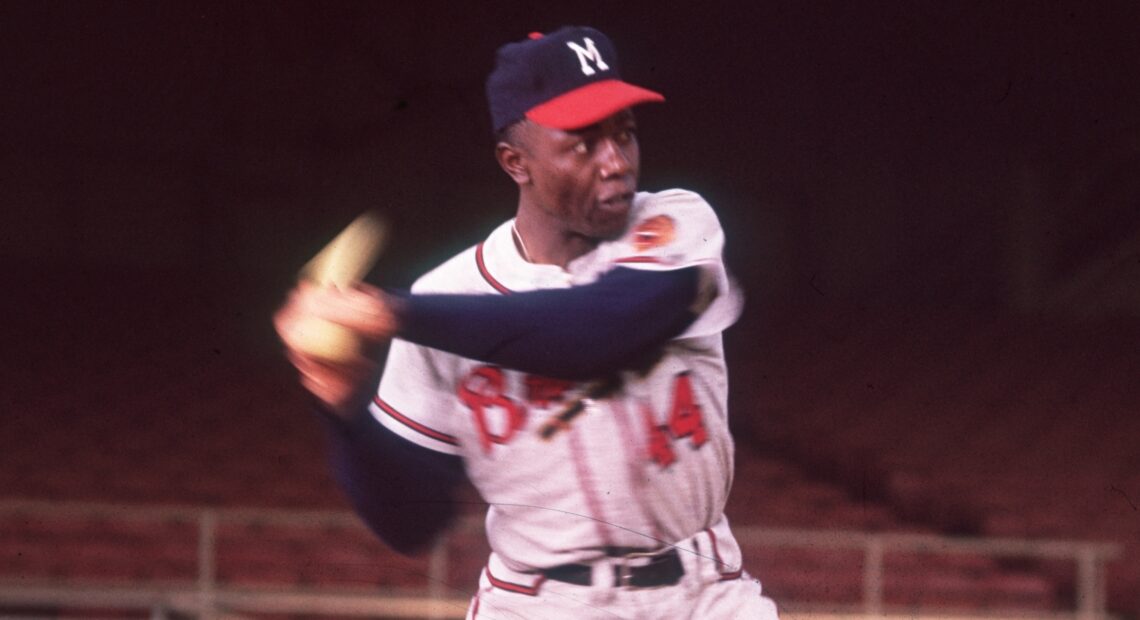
[495,141,530,185]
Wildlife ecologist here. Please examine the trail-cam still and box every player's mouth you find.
[597,191,634,214]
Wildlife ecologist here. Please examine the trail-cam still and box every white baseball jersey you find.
[372,188,744,572]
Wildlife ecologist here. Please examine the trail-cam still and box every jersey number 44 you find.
[457,365,707,468]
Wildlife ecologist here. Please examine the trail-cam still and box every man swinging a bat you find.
[275,26,779,619]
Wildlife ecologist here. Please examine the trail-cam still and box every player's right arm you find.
[275,284,466,554]
[319,403,465,554]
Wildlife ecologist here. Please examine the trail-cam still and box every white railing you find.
[0,499,1121,620]
[735,527,1121,620]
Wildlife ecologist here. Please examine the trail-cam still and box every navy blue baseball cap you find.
[486,26,664,134]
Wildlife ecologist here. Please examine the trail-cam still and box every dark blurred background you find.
[4,1,1138,341]
[2,0,1140,611]
[4,0,1140,497]
[4,1,1140,473]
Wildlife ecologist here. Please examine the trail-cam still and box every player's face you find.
[522,110,641,240]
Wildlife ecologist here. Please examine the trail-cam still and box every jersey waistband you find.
[485,519,743,593]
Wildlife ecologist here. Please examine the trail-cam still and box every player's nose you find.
[597,138,633,179]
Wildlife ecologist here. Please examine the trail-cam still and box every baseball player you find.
[275,26,778,619]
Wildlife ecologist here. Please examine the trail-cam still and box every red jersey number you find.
[667,372,708,447]
[644,405,677,468]
[458,366,526,454]
[646,372,709,468]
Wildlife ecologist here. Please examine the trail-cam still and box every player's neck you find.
[513,209,598,269]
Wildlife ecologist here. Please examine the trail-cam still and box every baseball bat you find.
[290,211,389,361]
[538,376,621,440]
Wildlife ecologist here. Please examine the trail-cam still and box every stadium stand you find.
[742,300,1139,616]
[0,267,1130,617]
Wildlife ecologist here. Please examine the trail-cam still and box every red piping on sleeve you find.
[374,396,460,446]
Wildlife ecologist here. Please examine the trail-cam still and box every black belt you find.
[542,548,683,588]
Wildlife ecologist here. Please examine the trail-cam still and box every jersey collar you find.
[476,219,574,293]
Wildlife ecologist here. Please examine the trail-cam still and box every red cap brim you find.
[525,79,665,130]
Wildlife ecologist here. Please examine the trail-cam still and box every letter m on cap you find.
[566,38,610,76]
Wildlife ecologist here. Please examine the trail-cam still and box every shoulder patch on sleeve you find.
[632,215,677,252]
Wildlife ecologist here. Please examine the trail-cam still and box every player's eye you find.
[572,141,589,155]
[615,128,636,144]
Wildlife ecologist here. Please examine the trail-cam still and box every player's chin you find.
[589,196,633,238]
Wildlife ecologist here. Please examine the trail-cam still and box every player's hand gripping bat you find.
[288,211,389,362]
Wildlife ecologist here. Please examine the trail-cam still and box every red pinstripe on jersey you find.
[568,426,615,547]
[373,395,460,447]
[704,527,744,581]
[475,242,513,294]
[485,564,546,595]
[610,400,662,541]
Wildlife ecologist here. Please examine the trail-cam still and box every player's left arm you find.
[607,189,742,340]
[389,264,708,380]
[386,190,735,380]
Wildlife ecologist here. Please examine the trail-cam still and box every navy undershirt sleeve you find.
[319,405,466,555]
[391,266,703,380]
